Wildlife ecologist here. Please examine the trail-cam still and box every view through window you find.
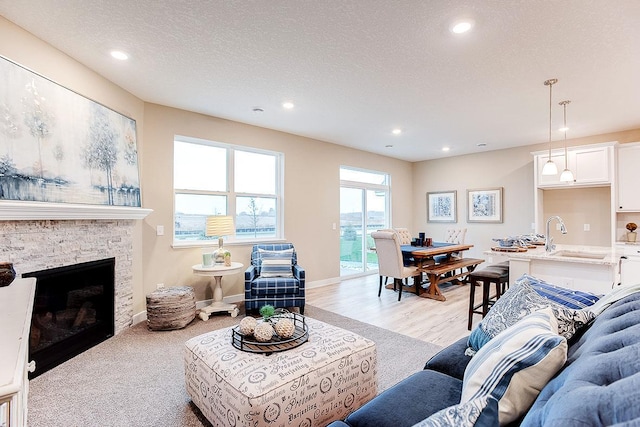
[173,136,283,244]
[340,167,390,276]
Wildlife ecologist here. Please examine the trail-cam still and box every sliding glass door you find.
[340,167,389,277]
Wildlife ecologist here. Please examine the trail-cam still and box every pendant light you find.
[541,78,559,175]
[558,100,575,182]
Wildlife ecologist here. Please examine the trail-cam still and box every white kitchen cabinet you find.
[0,278,36,427]
[534,143,615,189]
[618,244,640,286]
[616,143,640,211]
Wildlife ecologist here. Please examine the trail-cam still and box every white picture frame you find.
[467,187,503,223]
[427,191,457,223]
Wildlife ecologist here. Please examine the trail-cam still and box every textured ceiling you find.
[1,1,639,161]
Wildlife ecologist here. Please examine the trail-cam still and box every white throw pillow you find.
[260,258,294,278]
[461,307,568,426]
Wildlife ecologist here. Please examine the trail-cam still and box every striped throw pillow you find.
[462,307,568,425]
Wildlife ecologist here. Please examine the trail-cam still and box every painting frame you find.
[467,187,503,223]
[427,190,457,223]
[0,55,141,207]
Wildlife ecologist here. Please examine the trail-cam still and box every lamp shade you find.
[541,159,558,176]
[205,215,235,237]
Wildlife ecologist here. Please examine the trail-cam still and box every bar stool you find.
[468,264,510,330]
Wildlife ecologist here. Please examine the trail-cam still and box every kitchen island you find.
[485,244,620,295]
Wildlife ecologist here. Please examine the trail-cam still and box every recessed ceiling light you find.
[385,145,394,148]
[451,20,474,34]
[252,107,264,113]
[282,101,295,109]
[442,147,450,152]
[477,143,487,147]
[392,128,402,135]
[558,126,569,132]
[110,50,129,60]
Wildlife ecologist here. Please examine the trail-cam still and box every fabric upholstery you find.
[257,248,295,277]
[522,293,640,426]
[343,370,463,427]
[467,281,594,353]
[412,396,499,427]
[424,337,473,381]
[462,307,568,425]
[394,227,413,245]
[444,228,467,245]
[516,274,600,308]
[244,243,305,313]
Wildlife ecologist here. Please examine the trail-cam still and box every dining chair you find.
[372,231,421,301]
[435,228,468,278]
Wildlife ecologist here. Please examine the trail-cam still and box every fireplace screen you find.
[23,258,115,378]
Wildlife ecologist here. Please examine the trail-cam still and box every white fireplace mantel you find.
[0,201,152,220]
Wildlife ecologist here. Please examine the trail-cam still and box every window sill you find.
[172,238,287,249]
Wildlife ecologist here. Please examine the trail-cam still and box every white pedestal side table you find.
[192,262,244,320]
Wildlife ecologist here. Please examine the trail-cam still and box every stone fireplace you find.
[0,217,139,334]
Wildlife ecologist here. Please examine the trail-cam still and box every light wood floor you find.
[307,274,488,347]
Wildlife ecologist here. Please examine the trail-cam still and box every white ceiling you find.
[1,1,639,162]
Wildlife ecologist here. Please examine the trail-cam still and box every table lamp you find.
[206,215,235,264]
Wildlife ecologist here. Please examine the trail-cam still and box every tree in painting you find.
[82,106,118,205]
[22,79,54,179]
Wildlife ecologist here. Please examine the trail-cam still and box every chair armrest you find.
[245,265,258,282]
[293,264,305,286]
[423,336,472,381]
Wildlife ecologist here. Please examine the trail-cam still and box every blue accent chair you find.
[244,243,305,314]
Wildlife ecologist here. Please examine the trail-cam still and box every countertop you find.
[484,244,620,266]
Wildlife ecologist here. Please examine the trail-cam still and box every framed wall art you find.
[0,55,141,207]
[427,190,457,222]
[467,187,503,223]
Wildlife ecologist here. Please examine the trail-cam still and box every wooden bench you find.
[418,257,484,301]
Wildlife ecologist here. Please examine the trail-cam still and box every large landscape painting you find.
[0,56,141,207]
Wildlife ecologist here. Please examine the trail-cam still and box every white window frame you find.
[173,135,284,247]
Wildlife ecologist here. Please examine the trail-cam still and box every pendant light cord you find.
[544,79,558,161]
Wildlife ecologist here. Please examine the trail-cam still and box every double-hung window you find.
[173,136,283,245]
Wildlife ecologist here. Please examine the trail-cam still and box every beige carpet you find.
[27,305,442,427]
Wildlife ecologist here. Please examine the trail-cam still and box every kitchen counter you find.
[485,244,621,295]
[486,245,619,266]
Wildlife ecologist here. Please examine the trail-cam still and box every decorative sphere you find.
[274,318,296,338]
[254,322,274,342]
[238,316,257,335]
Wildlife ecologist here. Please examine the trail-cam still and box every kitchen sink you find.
[551,250,607,260]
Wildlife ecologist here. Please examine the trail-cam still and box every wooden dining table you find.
[400,243,484,301]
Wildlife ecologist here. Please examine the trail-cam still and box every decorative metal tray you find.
[231,312,308,354]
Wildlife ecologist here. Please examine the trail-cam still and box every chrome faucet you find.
[545,215,568,252]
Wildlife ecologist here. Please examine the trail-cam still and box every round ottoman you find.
[146,286,196,331]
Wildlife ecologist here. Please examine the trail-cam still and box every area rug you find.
[27,305,442,427]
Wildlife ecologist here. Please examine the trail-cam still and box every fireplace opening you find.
[23,258,115,378]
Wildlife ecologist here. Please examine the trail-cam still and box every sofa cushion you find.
[343,370,463,427]
[468,281,593,353]
[412,396,499,427]
[521,293,640,426]
[249,277,299,295]
[462,307,568,426]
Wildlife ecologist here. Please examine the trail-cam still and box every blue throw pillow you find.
[258,249,294,278]
[516,274,600,308]
[467,281,594,353]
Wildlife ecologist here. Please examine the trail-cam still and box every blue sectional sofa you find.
[328,287,640,426]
